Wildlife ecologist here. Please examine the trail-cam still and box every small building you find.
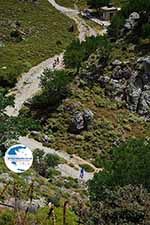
[100,6,120,21]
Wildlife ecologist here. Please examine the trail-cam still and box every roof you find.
[101,6,118,11]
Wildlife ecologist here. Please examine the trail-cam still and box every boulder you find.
[126,73,143,112]
[98,75,110,87]
[72,112,84,132]
[83,109,94,123]
[112,65,132,80]
[105,79,125,100]
[129,12,140,20]
[71,109,94,133]
[138,90,150,117]
[112,59,122,66]
[124,12,140,31]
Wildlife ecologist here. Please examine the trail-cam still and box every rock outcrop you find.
[70,109,94,133]
[79,53,150,118]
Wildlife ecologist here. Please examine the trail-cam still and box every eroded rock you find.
[71,109,94,133]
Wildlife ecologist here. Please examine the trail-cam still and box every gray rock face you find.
[5,197,46,212]
[124,12,140,31]
[126,73,143,112]
[71,109,94,133]
[112,65,132,80]
[102,59,150,117]
[112,59,122,66]
[105,79,125,100]
[138,90,150,116]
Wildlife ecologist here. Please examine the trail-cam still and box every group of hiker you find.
[52,57,60,69]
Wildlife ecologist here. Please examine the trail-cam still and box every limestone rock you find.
[71,109,94,133]
[124,12,140,31]
[112,59,122,66]
[126,73,143,112]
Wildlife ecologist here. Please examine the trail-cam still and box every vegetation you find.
[0,0,75,87]
[86,139,150,224]
[0,207,78,225]
[79,164,94,172]
[32,69,74,109]
[64,36,111,70]
[1,1,150,224]
[0,90,40,150]
[85,185,150,225]
[87,0,111,8]
[33,149,60,178]
[89,139,150,200]
[56,0,87,9]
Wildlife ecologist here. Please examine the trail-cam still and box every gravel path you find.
[48,0,102,41]
[19,136,101,181]
[5,53,64,117]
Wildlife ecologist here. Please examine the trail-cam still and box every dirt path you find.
[5,54,64,117]
[19,136,102,181]
[48,0,104,41]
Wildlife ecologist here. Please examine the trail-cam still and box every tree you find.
[45,154,60,168]
[32,69,73,108]
[87,0,111,8]
[64,36,111,71]
[89,139,150,201]
[64,39,85,71]
[85,185,150,225]
[86,139,150,225]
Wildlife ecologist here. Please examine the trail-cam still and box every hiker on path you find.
[80,168,85,179]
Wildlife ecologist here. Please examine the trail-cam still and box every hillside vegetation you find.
[0,0,76,87]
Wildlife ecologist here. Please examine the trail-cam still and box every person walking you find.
[79,168,85,179]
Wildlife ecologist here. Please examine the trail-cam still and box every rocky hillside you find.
[23,2,150,166]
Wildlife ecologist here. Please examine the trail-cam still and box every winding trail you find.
[5,0,103,117]
[19,136,102,181]
[5,54,64,117]
[5,0,103,180]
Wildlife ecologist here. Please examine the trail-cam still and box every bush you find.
[47,193,61,207]
[87,0,110,8]
[45,154,60,168]
[85,185,150,225]
[79,164,94,172]
[32,69,73,108]
[142,23,150,38]
[64,36,111,70]
[33,150,60,178]
[0,210,14,225]
[89,139,150,201]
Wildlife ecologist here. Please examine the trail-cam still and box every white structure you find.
[101,6,121,21]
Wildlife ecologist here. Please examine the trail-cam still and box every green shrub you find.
[45,154,60,168]
[0,210,14,225]
[142,23,150,38]
[64,36,111,70]
[32,69,74,108]
[79,164,94,172]
[89,139,150,202]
